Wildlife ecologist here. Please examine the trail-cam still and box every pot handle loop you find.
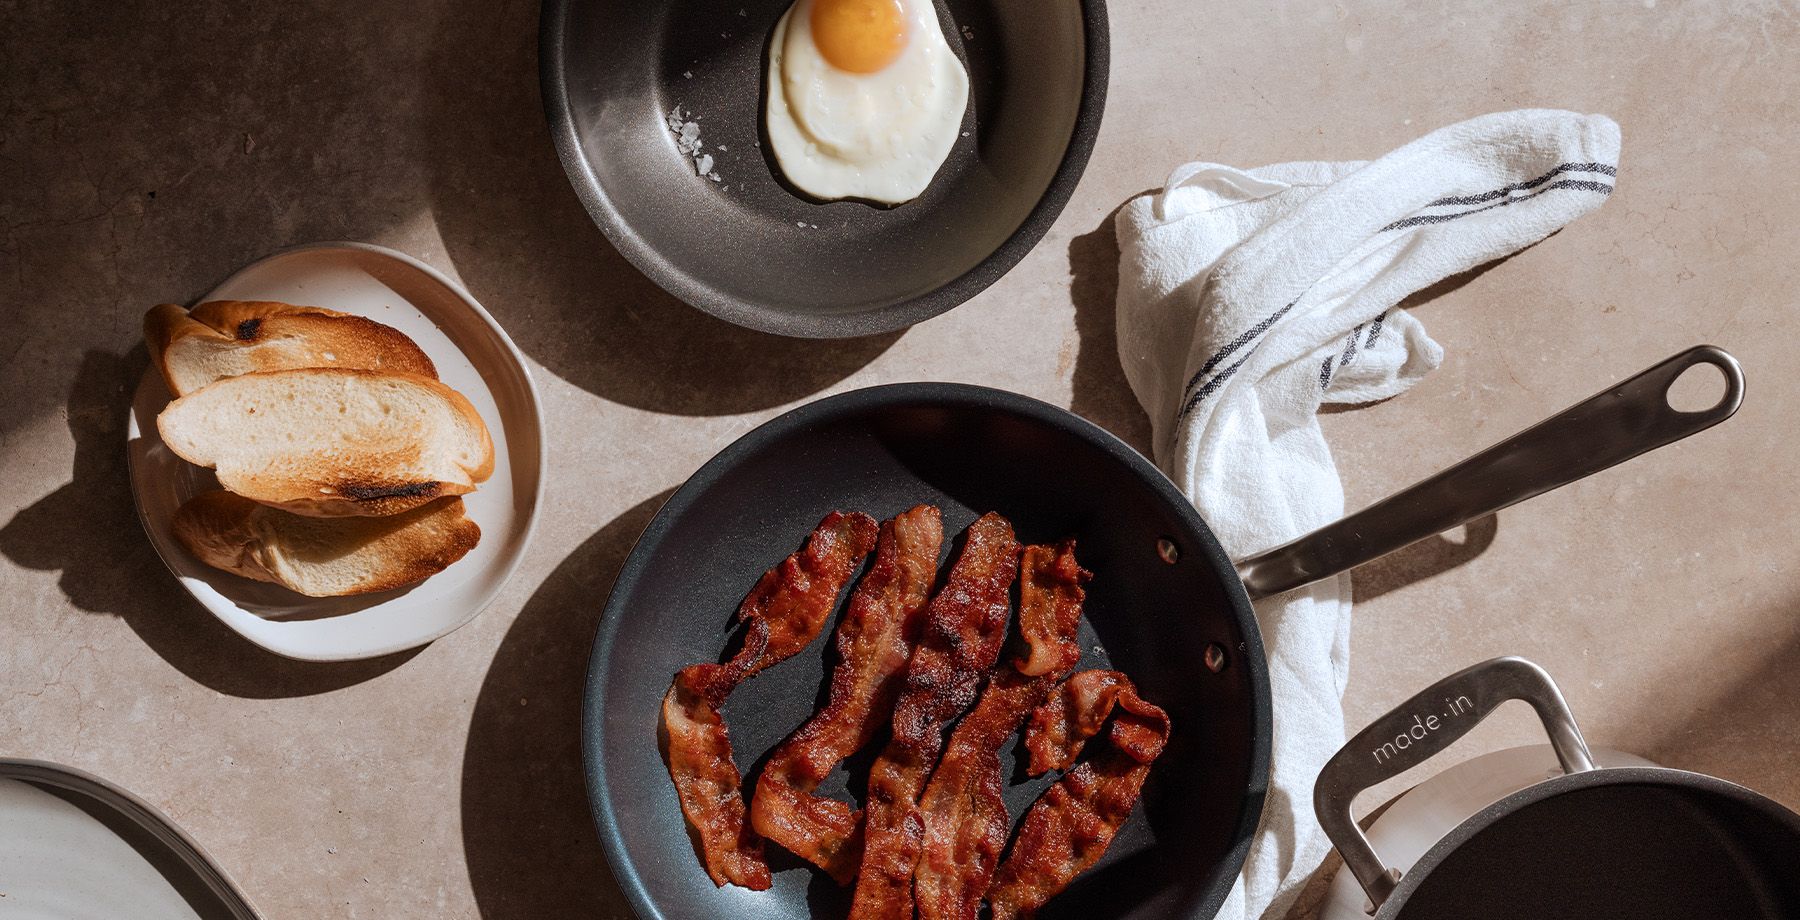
[1313,657,1595,913]
[1236,345,1744,600]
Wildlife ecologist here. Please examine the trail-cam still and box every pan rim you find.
[538,0,1112,339]
[580,381,1273,920]
[1374,764,1800,918]
[0,757,264,919]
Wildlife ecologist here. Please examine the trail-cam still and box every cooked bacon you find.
[750,505,944,883]
[849,513,1022,920]
[662,511,879,890]
[1024,669,1169,775]
[661,675,775,890]
[1014,541,1089,678]
[986,671,1171,920]
[914,541,1089,920]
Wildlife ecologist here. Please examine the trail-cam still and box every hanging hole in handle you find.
[1666,359,1730,413]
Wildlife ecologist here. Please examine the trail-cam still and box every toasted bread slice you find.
[146,300,437,397]
[173,490,480,596]
[158,368,495,517]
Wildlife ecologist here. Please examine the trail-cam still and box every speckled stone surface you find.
[3,1,1797,917]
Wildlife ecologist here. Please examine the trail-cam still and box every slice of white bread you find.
[173,490,480,596]
[145,300,438,397]
[158,368,496,517]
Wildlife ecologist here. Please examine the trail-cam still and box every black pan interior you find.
[541,0,1106,337]
[1391,771,1800,920]
[582,384,1270,920]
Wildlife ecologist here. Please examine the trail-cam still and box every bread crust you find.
[145,300,437,397]
[172,491,481,596]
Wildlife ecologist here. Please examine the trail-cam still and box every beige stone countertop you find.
[4,1,1797,917]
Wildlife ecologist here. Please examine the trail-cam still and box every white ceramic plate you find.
[126,242,545,661]
[0,759,260,919]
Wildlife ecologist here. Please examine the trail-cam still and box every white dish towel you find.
[1113,110,1621,919]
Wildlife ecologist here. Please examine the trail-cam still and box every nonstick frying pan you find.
[541,0,1108,337]
[582,345,1742,919]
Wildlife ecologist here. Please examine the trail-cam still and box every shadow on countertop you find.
[1629,610,1800,810]
[460,488,673,920]
[1067,202,1154,456]
[0,348,419,698]
[1349,515,1499,604]
[418,0,900,418]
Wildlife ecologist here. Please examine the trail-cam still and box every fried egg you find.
[765,0,970,205]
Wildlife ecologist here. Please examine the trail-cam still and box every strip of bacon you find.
[662,510,879,890]
[914,541,1090,920]
[1014,541,1089,678]
[750,505,944,883]
[986,671,1171,920]
[849,512,1023,920]
[1024,669,1169,775]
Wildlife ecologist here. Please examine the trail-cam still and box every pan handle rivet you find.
[1203,643,1227,672]
[1157,537,1180,564]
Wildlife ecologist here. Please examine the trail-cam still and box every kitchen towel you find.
[1114,110,1620,919]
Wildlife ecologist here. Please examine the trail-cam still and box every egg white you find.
[765,0,970,205]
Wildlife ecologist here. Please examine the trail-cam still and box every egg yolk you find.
[810,0,908,74]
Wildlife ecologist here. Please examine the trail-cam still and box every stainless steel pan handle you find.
[1235,345,1744,600]
[1314,656,1595,912]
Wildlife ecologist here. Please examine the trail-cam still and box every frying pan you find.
[0,759,262,919]
[540,0,1108,337]
[581,345,1742,919]
[1315,657,1800,919]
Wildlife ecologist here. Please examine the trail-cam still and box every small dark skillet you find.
[540,0,1110,337]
